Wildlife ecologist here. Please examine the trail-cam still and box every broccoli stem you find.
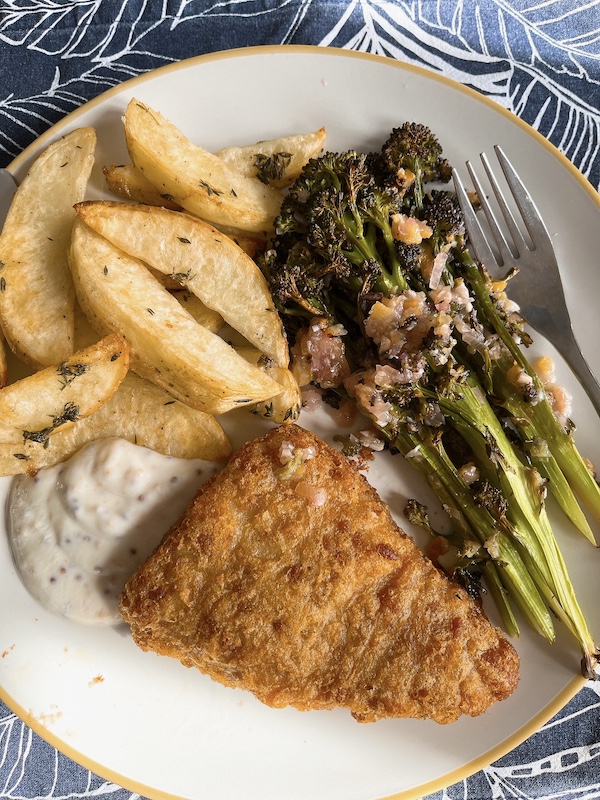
[382,423,553,640]
[368,214,405,289]
[343,217,402,294]
[458,342,593,540]
[424,370,598,669]
[491,364,596,544]
[454,245,600,537]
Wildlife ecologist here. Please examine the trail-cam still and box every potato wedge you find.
[150,267,239,316]
[0,127,96,369]
[68,220,282,414]
[171,290,223,333]
[124,99,283,233]
[220,231,266,260]
[215,128,326,188]
[0,372,231,476]
[0,330,7,388]
[74,201,289,366]
[103,165,266,257]
[0,332,129,446]
[237,347,302,424]
[73,300,100,350]
[106,128,325,201]
[103,163,182,210]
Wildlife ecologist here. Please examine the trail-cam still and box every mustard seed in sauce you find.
[8,438,220,626]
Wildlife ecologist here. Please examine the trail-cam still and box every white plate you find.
[1,45,599,800]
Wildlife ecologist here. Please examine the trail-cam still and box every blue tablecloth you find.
[0,2,599,799]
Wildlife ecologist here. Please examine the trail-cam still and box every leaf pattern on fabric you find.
[430,684,600,799]
[0,705,141,799]
[308,0,600,186]
[1,0,599,186]
[0,1,599,799]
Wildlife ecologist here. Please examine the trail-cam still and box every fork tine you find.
[466,158,514,267]
[493,145,550,249]
[451,168,499,269]
[480,152,531,258]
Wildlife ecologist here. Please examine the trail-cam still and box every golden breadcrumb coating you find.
[120,424,519,724]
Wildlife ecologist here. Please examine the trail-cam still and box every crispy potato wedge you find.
[215,128,326,188]
[124,99,283,233]
[0,372,231,476]
[0,333,129,445]
[0,127,96,369]
[0,330,7,388]
[220,231,266,260]
[73,300,100,350]
[103,163,182,210]
[74,201,289,366]
[197,222,267,259]
[69,220,282,414]
[106,127,325,203]
[150,266,242,314]
[237,347,302,424]
[171,290,223,333]
[104,165,266,257]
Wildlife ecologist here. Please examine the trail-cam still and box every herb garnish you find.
[254,151,292,184]
[22,402,80,447]
[170,268,195,286]
[283,405,300,422]
[261,402,274,418]
[199,179,222,196]
[57,361,88,389]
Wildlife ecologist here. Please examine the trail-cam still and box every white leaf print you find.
[0,705,142,798]
[312,0,600,188]
[0,3,599,800]
[0,0,166,61]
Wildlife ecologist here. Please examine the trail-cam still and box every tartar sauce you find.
[7,438,219,626]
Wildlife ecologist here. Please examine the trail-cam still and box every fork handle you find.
[553,334,600,420]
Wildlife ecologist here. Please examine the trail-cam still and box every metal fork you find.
[452,146,600,418]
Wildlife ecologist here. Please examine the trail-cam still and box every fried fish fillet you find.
[120,424,519,723]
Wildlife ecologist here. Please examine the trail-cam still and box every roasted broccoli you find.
[257,121,599,678]
[381,122,452,210]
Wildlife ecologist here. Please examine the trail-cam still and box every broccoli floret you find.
[452,563,487,601]
[381,122,452,211]
[259,243,334,319]
[423,190,465,254]
[271,150,408,301]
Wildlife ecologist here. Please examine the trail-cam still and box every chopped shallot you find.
[459,463,480,484]
[356,429,386,452]
[428,251,448,290]
[301,388,324,411]
[390,213,432,244]
[291,317,350,389]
